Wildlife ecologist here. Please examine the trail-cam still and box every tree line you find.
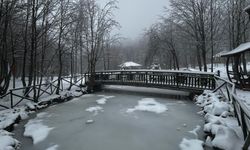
[0,0,118,97]
[1,0,250,97]
[144,0,250,71]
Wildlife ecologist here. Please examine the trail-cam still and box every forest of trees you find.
[1,0,250,96]
[0,0,118,96]
[143,0,250,71]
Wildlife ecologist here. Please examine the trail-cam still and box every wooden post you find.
[243,132,250,150]
[176,73,179,87]
[121,71,124,85]
[225,85,231,102]
[50,83,53,94]
[10,90,13,108]
[241,107,248,139]
[61,78,64,91]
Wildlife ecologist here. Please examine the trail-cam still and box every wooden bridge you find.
[84,70,216,92]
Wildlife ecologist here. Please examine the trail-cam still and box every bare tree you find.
[83,0,118,91]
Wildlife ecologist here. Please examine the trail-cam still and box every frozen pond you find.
[14,86,205,150]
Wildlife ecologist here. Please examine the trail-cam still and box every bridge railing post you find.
[10,90,13,108]
[176,73,179,88]
[120,71,123,84]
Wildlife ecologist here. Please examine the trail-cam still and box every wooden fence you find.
[214,76,250,150]
[0,75,84,109]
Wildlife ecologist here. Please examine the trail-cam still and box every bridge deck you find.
[85,70,216,92]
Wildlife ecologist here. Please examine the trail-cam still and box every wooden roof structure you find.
[221,42,250,57]
[119,61,142,69]
[221,42,250,90]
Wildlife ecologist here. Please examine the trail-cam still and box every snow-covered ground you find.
[179,138,204,150]
[195,90,244,150]
[0,130,20,150]
[182,63,227,79]
[0,107,29,149]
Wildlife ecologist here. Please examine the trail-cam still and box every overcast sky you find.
[98,0,170,40]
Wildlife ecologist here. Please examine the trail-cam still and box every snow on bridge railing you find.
[85,70,216,92]
[214,76,250,150]
[94,69,216,75]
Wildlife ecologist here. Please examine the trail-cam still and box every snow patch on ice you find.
[96,95,115,105]
[189,125,201,138]
[86,119,94,124]
[126,98,168,114]
[179,138,204,150]
[46,144,59,150]
[24,113,53,144]
[85,106,103,115]
[98,95,115,99]
[96,98,107,105]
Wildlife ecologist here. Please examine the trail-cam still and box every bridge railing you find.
[85,70,216,91]
[214,76,250,150]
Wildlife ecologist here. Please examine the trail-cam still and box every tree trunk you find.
[196,47,202,71]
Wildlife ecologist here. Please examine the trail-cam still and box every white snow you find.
[195,90,244,150]
[189,125,201,138]
[46,144,59,150]
[204,101,231,116]
[212,126,243,150]
[96,98,107,105]
[221,42,250,56]
[0,130,20,150]
[60,90,83,99]
[179,138,204,150]
[85,106,104,115]
[205,136,213,147]
[25,102,37,110]
[119,61,142,68]
[0,107,28,129]
[39,95,61,103]
[126,98,168,114]
[24,113,53,144]
[196,90,232,116]
[86,119,94,124]
[0,107,30,149]
[96,95,115,105]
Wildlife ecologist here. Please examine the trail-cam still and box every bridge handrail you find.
[94,69,215,75]
[214,75,250,149]
[85,70,216,92]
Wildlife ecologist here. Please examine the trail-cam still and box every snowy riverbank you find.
[195,90,243,150]
[0,89,83,150]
